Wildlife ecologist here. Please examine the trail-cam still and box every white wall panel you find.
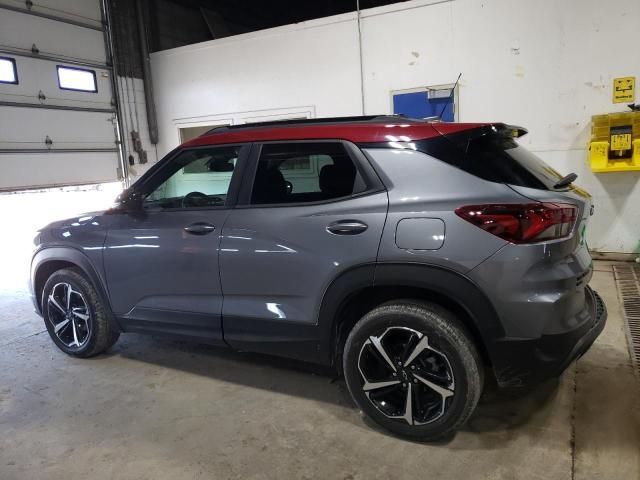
[361,0,639,153]
[151,14,362,153]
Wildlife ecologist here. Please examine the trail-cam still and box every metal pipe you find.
[0,2,104,32]
[0,46,111,71]
[0,100,114,113]
[101,0,129,186]
[0,148,118,154]
[135,0,159,144]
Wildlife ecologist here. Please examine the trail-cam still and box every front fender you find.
[30,246,112,318]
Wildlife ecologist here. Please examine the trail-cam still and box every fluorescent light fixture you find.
[57,66,97,92]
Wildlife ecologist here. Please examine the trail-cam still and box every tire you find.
[343,300,483,441]
[41,268,120,358]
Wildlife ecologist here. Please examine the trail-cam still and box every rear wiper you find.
[553,173,577,189]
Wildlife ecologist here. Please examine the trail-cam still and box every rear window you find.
[414,129,564,190]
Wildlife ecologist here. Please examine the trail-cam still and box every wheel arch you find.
[318,263,503,371]
[31,247,113,318]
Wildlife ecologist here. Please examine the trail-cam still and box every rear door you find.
[219,140,387,363]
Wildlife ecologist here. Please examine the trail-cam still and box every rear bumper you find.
[490,286,607,388]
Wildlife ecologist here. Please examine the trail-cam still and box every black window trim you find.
[0,56,18,85]
[132,143,250,213]
[235,139,385,209]
[56,65,98,93]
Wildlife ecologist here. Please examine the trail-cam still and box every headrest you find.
[320,163,355,197]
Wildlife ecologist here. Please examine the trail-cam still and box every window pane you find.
[57,66,97,92]
[0,58,17,84]
[414,130,561,191]
[145,146,239,209]
[251,142,365,205]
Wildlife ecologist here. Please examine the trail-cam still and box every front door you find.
[104,144,249,344]
[219,141,388,361]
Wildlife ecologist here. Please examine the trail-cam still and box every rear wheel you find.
[42,268,120,357]
[343,301,483,440]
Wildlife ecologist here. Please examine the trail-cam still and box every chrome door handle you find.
[326,220,368,235]
[184,222,216,235]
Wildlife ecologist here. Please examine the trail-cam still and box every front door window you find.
[146,146,241,209]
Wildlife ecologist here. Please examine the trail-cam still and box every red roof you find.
[184,118,490,147]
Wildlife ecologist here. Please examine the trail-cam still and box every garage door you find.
[0,0,122,191]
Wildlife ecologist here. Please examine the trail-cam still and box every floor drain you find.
[613,264,640,376]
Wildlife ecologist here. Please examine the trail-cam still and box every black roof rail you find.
[202,114,416,135]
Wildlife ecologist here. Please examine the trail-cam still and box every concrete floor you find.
[0,198,638,480]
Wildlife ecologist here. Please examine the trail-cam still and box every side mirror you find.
[114,188,129,204]
[114,190,144,213]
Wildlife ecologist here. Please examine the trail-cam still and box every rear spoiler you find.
[467,123,529,140]
[426,123,530,156]
[431,122,528,140]
[497,124,528,138]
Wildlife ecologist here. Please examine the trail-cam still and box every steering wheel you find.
[182,191,210,208]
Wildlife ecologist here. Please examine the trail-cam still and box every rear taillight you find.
[455,203,577,244]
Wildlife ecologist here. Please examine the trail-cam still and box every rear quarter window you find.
[414,130,564,190]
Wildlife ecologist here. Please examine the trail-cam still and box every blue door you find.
[392,90,455,122]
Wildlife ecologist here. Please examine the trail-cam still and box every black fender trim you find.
[31,247,116,325]
[316,262,504,368]
[314,264,378,365]
[374,262,504,344]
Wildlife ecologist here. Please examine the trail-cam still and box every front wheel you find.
[343,301,483,440]
[42,268,120,357]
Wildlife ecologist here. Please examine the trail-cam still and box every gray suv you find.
[30,116,607,440]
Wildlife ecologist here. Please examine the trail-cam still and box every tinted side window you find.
[359,129,562,191]
[250,142,366,205]
[414,131,562,190]
[145,146,240,209]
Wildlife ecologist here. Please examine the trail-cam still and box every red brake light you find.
[455,203,578,244]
